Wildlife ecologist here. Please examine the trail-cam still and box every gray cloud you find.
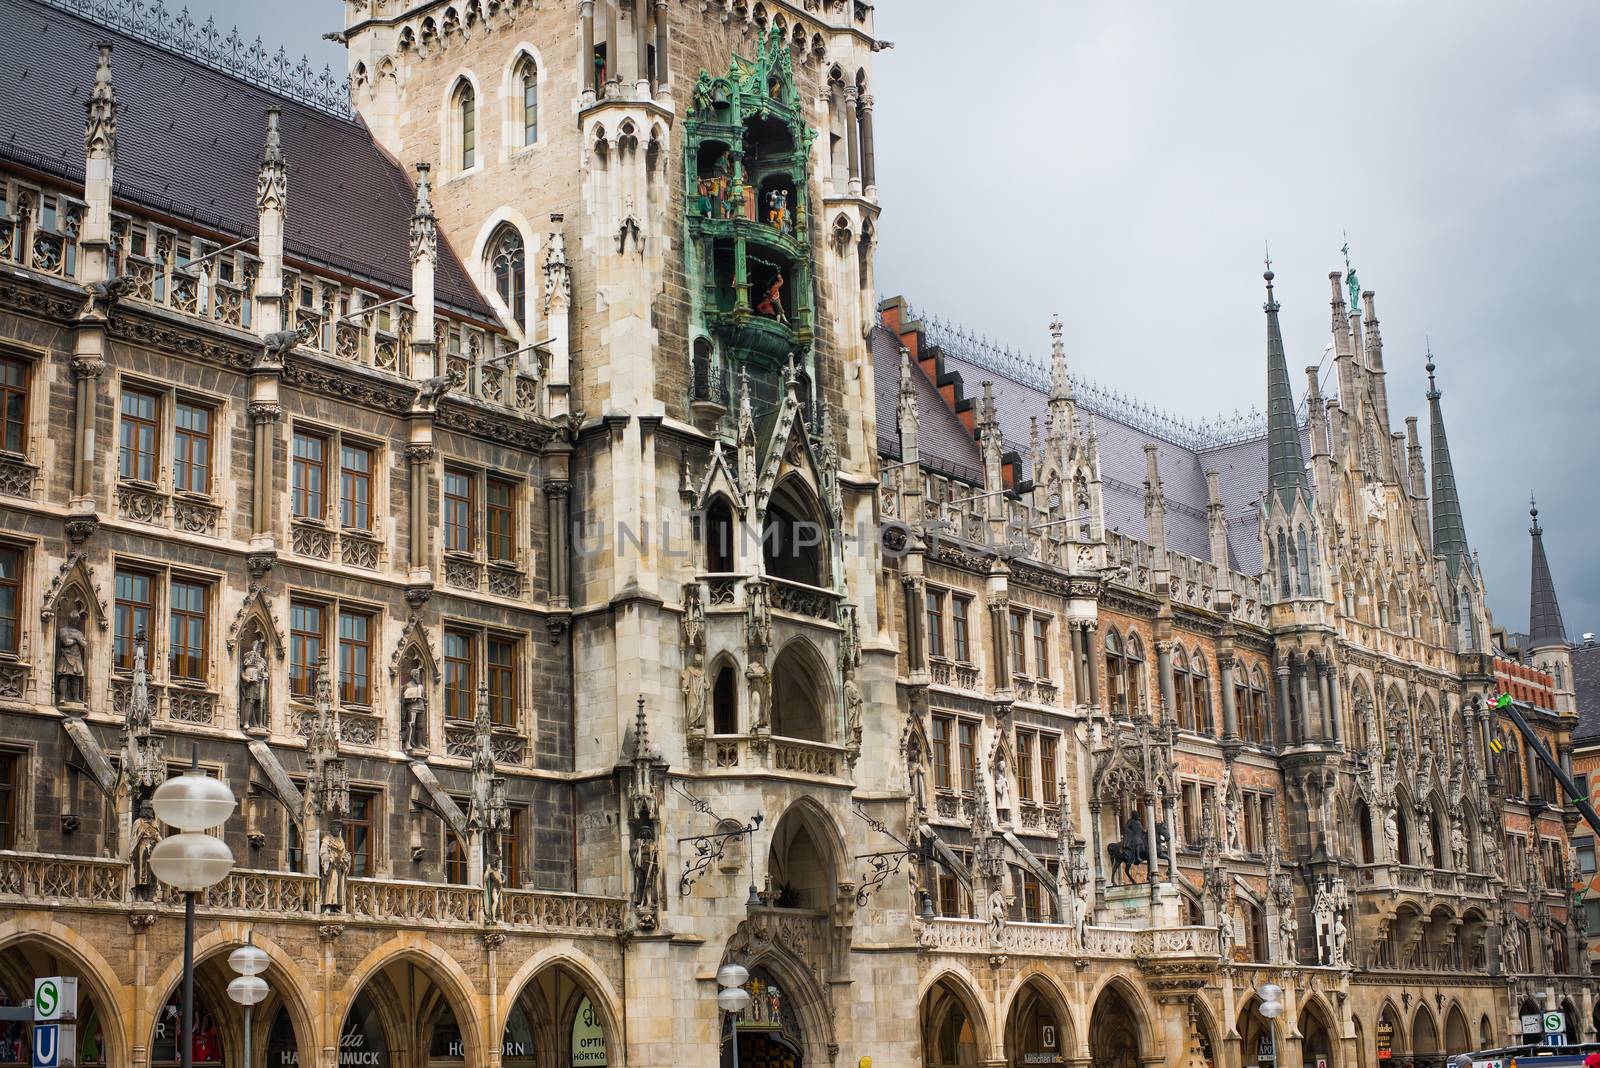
[191,0,1600,639]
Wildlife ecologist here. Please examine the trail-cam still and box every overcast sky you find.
[193,0,1599,639]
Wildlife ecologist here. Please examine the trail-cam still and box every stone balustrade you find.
[919,917,1220,959]
[0,852,625,935]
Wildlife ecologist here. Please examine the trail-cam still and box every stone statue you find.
[483,855,505,924]
[1217,906,1235,960]
[1331,913,1348,967]
[319,825,351,912]
[1107,814,1149,885]
[631,822,660,913]
[55,605,89,706]
[1224,788,1243,854]
[746,662,771,733]
[993,750,1012,813]
[681,653,708,734]
[239,638,269,732]
[987,889,1009,947]
[130,801,161,899]
[401,664,428,751]
[1383,805,1399,863]
[1278,899,1297,964]
[1312,882,1334,965]
[1451,819,1469,871]
[844,676,864,751]
[907,731,928,816]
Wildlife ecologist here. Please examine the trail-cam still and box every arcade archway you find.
[500,961,616,1067]
[722,965,805,1068]
[0,938,121,1067]
[1089,981,1147,1068]
[1004,978,1072,1066]
[1411,1005,1441,1068]
[921,974,986,1068]
[335,947,483,1067]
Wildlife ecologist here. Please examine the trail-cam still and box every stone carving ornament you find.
[320,825,351,911]
[681,650,708,734]
[55,605,89,706]
[239,637,269,731]
[400,662,428,751]
[130,800,161,899]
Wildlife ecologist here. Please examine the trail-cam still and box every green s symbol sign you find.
[36,980,57,1017]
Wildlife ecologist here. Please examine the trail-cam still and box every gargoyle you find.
[261,320,316,364]
[415,367,465,408]
[82,274,134,318]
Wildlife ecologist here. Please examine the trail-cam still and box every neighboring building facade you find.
[0,1,1589,1067]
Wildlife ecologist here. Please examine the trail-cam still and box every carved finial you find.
[1530,493,1541,535]
[85,43,117,162]
[1263,240,1272,279]
[633,694,651,762]
[410,163,437,263]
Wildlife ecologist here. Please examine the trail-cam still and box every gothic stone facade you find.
[0,1,1590,1067]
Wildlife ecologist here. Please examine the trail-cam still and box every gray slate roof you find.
[0,0,492,318]
[1571,642,1600,744]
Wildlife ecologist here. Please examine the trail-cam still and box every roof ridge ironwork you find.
[40,0,353,118]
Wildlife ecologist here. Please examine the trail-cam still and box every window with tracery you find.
[488,225,526,328]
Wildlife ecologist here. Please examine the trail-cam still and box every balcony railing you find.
[920,918,1220,959]
[768,577,839,622]
[0,853,625,935]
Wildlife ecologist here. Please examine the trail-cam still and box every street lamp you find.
[227,939,269,1068]
[716,963,752,1068]
[149,750,236,1068]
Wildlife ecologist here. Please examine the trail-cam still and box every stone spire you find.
[1405,415,1431,549]
[897,347,918,460]
[1425,351,1469,576]
[255,107,287,336]
[1528,498,1567,651]
[409,163,438,379]
[1144,443,1167,563]
[1264,265,1309,509]
[80,43,117,286]
[1048,314,1076,427]
[1362,290,1395,479]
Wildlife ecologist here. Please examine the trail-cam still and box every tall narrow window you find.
[339,443,373,531]
[0,357,28,454]
[1105,629,1126,716]
[344,791,374,876]
[1296,527,1311,596]
[487,636,517,726]
[292,431,327,519]
[517,56,538,145]
[168,579,208,681]
[289,600,325,697]
[1191,654,1213,735]
[338,610,372,706]
[951,595,971,662]
[925,591,945,658]
[114,569,153,670]
[958,721,977,793]
[486,476,517,562]
[1009,610,1027,676]
[489,226,526,329]
[119,388,160,482]
[173,400,212,494]
[931,716,953,790]
[1040,735,1058,804]
[1032,616,1049,677]
[712,665,737,734]
[458,82,477,169]
[443,468,475,553]
[1172,647,1191,729]
[444,629,475,720]
[1016,731,1035,802]
[0,751,15,849]
[0,546,20,655]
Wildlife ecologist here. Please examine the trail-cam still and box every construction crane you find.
[1491,692,1600,840]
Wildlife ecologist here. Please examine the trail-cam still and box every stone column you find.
[1326,662,1342,743]
[603,0,619,92]
[579,1,596,99]
[989,594,1010,692]
[1069,624,1087,704]
[247,399,281,548]
[902,575,925,673]
[1085,622,1102,708]
[68,353,104,514]
[545,479,570,606]
[843,84,862,195]
[1276,663,1293,745]
[859,94,877,194]
[1219,655,1240,740]
[1157,641,1177,722]
[633,0,651,94]
[653,0,669,92]
[1317,661,1334,739]
[1296,661,1314,745]
[405,437,434,580]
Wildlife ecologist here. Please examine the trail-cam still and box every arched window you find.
[1104,629,1127,718]
[1505,737,1524,798]
[1357,799,1375,863]
[1276,530,1291,598]
[1191,653,1213,735]
[1172,645,1191,730]
[1126,633,1146,716]
[455,80,477,169]
[1246,666,1269,743]
[712,662,738,735]
[515,54,538,146]
[1295,527,1311,596]
[488,225,526,328]
[705,496,735,573]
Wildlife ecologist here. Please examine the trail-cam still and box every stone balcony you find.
[919,917,1220,960]
[0,852,626,937]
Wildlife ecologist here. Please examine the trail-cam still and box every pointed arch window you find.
[1191,653,1213,735]
[455,80,477,169]
[1276,530,1291,599]
[488,225,526,329]
[1104,629,1127,718]
[515,55,539,146]
[1295,526,1311,596]
[1247,666,1270,744]
[1172,645,1191,730]
[1125,632,1147,716]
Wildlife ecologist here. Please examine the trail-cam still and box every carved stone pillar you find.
[843,84,862,194]
[1219,655,1240,740]
[579,1,596,99]
[1069,624,1087,705]
[544,479,570,606]
[1325,661,1342,742]
[989,593,1010,692]
[902,574,925,673]
[653,0,669,91]
[1296,660,1314,745]
[602,0,619,91]
[1157,641,1177,722]
[859,94,877,194]
[1085,622,1101,708]
[69,353,105,513]
[1276,663,1293,745]
[405,439,434,579]
[247,400,281,547]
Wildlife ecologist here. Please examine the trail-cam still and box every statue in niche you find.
[1383,804,1399,863]
[320,824,351,912]
[631,820,660,914]
[1275,880,1297,964]
[1217,906,1236,960]
[754,271,787,323]
[1451,818,1469,871]
[766,188,790,234]
[746,661,771,734]
[1224,788,1243,854]
[130,799,161,899]
[844,675,864,751]
[239,637,269,732]
[1107,813,1150,885]
[906,730,928,817]
[681,650,708,734]
[55,605,89,706]
[1312,881,1334,965]
[992,749,1012,818]
[400,662,428,751]
[1331,912,1349,967]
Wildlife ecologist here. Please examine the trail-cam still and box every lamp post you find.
[149,749,236,1068]
[716,963,752,1068]
[227,939,269,1068]
[1257,983,1285,1068]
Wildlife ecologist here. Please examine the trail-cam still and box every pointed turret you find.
[1047,314,1076,440]
[409,162,438,379]
[81,43,117,286]
[1425,352,1469,576]
[1528,498,1567,651]
[1264,266,1310,509]
[255,107,286,336]
[1405,415,1432,550]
